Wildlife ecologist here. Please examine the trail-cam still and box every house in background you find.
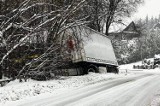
[109,21,140,40]
[153,23,160,29]
[121,21,140,39]
[150,22,160,34]
[108,21,140,64]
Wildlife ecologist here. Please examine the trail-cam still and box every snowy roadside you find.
[119,60,160,75]
[1,60,160,106]
[0,72,137,105]
[120,61,160,106]
[151,90,160,106]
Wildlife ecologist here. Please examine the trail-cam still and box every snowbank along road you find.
[5,73,160,106]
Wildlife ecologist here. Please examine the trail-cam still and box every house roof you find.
[154,23,160,29]
[122,21,139,34]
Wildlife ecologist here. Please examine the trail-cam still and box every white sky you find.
[111,0,160,32]
[131,0,160,20]
[106,0,160,32]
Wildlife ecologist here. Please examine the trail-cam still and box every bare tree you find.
[0,0,89,79]
[82,0,143,35]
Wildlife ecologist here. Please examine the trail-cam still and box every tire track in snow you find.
[66,75,159,106]
[4,74,152,106]
[30,74,151,106]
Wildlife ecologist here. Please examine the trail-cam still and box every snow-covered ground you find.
[0,61,160,106]
[120,58,160,74]
[120,61,160,106]
[0,71,136,105]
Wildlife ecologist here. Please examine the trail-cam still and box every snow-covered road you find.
[5,73,160,106]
